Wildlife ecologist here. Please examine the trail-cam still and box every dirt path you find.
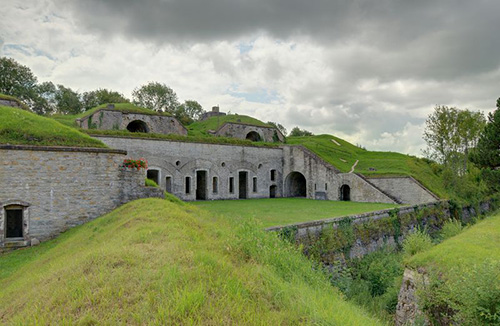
[349,160,359,173]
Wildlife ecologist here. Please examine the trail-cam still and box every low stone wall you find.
[0,145,163,249]
[267,200,493,262]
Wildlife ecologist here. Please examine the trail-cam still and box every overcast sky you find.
[2,0,499,155]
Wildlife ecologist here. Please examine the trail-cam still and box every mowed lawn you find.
[193,198,400,228]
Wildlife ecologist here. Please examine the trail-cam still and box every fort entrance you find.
[285,171,306,197]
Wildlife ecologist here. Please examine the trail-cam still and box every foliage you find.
[440,164,488,203]
[0,199,384,325]
[423,105,485,172]
[438,219,463,241]
[0,105,107,148]
[289,126,314,137]
[0,57,38,109]
[53,84,83,115]
[132,82,180,113]
[145,178,159,187]
[402,229,433,258]
[175,100,204,125]
[82,88,129,111]
[123,158,148,170]
[267,121,287,136]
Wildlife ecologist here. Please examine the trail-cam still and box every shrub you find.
[439,219,463,241]
[402,230,433,258]
[145,178,158,187]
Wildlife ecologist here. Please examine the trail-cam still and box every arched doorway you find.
[127,120,149,133]
[340,184,350,201]
[246,131,261,142]
[269,185,277,198]
[285,171,306,197]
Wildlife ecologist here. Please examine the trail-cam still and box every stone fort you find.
[0,103,438,249]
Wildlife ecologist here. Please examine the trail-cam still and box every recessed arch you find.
[245,131,261,142]
[126,120,149,133]
[285,171,307,197]
[340,184,351,201]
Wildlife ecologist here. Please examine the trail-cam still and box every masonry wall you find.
[367,176,438,204]
[96,136,285,201]
[0,145,163,248]
[216,123,285,142]
[79,110,188,136]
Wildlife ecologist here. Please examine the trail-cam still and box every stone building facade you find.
[215,122,285,142]
[77,107,188,136]
[0,145,162,249]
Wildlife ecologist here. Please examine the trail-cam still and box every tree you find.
[32,81,57,115]
[267,121,287,136]
[289,126,314,137]
[54,85,82,115]
[0,57,38,107]
[132,82,179,113]
[423,106,485,171]
[174,100,204,125]
[82,88,129,111]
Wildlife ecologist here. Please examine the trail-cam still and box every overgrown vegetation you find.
[0,105,107,148]
[145,178,159,187]
[0,199,384,325]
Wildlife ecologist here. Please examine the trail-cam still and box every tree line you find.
[0,57,204,124]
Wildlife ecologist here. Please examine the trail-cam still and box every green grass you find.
[0,106,107,148]
[0,198,384,325]
[188,114,271,137]
[193,198,400,228]
[407,212,500,270]
[287,134,447,198]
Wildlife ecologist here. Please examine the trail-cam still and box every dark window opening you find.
[147,169,160,185]
[252,177,257,193]
[245,131,261,142]
[5,208,23,238]
[196,171,207,200]
[340,185,351,201]
[325,183,328,191]
[165,176,172,193]
[229,177,234,193]
[269,185,277,198]
[314,183,317,190]
[239,171,248,199]
[126,120,149,133]
[270,169,276,181]
[185,177,191,194]
[213,177,218,194]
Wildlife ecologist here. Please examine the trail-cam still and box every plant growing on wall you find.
[123,158,148,170]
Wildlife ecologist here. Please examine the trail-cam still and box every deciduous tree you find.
[132,82,179,113]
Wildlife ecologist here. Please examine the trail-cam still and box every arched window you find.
[245,131,261,142]
[126,120,149,133]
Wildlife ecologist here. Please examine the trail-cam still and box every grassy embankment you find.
[187,114,272,137]
[288,134,447,198]
[194,198,399,228]
[0,198,384,325]
[0,105,107,148]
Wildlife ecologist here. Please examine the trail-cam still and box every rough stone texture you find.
[96,136,285,201]
[0,99,21,108]
[77,109,188,136]
[215,122,285,143]
[395,269,429,326]
[367,176,439,204]
[0,146,163,248]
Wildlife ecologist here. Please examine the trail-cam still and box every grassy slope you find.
[407,212,500,270]
[287,134,447,198]
[0,106,107,148]
[193,198,399,228]
[188,114,271,137]
[0,199,383,325]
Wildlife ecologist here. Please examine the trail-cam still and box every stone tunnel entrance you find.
[340,184,351,201]
[285,171,306,197]
[196,171,208,200]
[127,120,149,133]
[245,131,261,142]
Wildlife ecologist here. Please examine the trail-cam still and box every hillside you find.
[287,134,447,198]
[188,114,271,137]
[0,198,383,325]
[0,105,107,148]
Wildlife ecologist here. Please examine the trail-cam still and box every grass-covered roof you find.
[188,114,272,137]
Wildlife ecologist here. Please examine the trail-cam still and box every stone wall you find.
[215,122,285,142]
[0,99,22,108]
[0,145,163,248]
[367,176,439,204]
[96,136,285,201]
[78,109,188,136]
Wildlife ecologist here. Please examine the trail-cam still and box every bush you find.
[145,178,158,187]
[439,219,463,241]
[402,230,433,258]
